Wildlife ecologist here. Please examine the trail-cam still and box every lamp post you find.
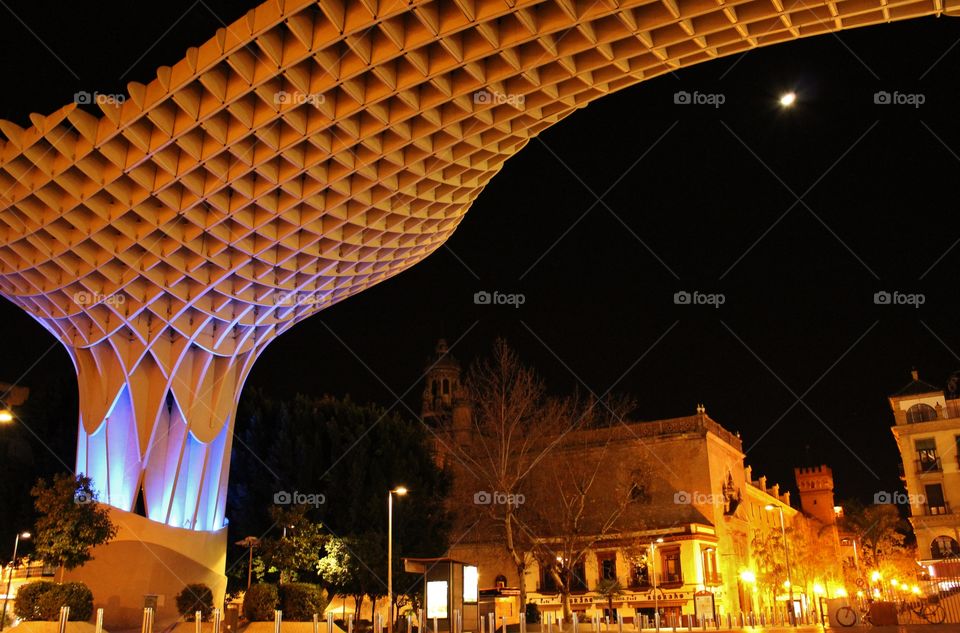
[1,532,31,632]
[388,486,408,632]
[765,505,795,626]
[235,536,260,592]
[649,538,663,631]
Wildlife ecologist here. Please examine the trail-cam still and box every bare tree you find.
[439,339,562,609]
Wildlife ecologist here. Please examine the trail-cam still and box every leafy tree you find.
[31,473,117,580]
[318,534,386,623]
[595,579,624,620]
[259,507,327,584]
[751,529,787,611]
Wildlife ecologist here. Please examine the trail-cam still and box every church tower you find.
[422,339,463,424]
[794,465,838,526]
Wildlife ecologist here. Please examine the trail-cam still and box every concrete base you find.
[64,507,227,631]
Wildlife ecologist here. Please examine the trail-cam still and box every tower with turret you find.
[794,465,838,526]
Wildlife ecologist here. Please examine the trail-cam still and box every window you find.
[907,404,938,423]
[442,378,450,395]
[598,553,617,581]
[916,438,941,472]
[931,536,960,559]
[660,548,683,585]
[571,560,588,592]
[495,574,507,589]
[631,555,650,587]
[701,548,720,585]
[925,484,948,515]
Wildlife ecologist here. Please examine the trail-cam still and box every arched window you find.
[495,574,508,589]
[431,380,438,396]
[442,378,450,395]
[931,535,960,559]
[907,404,938,423]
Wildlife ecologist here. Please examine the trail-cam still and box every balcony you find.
[916,458,943,474]
[924,502,951,516]
[703,572,723,586]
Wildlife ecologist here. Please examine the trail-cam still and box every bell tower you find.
[422,339,463,425]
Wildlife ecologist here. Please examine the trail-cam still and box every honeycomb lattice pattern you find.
[0,0,951,530]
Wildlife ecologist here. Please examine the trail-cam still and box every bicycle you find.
[835,601,874,628]
[897,596,946,624]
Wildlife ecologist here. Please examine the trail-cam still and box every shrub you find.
[14,582,53,620]
[278,583,326,621]
[176,584,214,621]
[16,582,94,621]
[243,584,279,621]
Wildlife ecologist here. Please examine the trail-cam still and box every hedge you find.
[278,583,326,621]
[243,584,279,621]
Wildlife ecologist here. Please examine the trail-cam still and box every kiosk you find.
[404,558,481,633]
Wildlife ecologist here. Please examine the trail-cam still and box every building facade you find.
[424,342,845,624]
[889,369,960,573]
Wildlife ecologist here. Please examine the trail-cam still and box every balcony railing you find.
[916,457,943,474]
[924,502,951,516]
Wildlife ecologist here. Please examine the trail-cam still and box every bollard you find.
[275,610,283,633]
[502,615,507,633]
[141,607,154,633]
[58,606,70,633]
[95,608,104,633]
[572,612,579,633]
[488,612,495,633]
[605,616,610,633]
[348,615,354,633]
[520,612,527,633]
[434,617,439,633]
[327,612,334,633]
[480,615,485,633]
[617,613,623,633]
[196,611,203,633]
[548,613,553,633]
[213,609,221,633]
[314,614,320,633]
[407,615,413,633]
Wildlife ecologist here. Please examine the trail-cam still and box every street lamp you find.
[765,504,795,626]
[388,486,408,631]
[1,532,31,632]
[0,410,12,424]
[235,536,260,592]
[649,537,664,631]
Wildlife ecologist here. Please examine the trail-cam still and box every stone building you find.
[422,341,846,624]
[889,369,960,575]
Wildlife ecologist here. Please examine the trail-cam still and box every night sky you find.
[3,1,960,509]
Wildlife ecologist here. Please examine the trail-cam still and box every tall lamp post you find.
[388,486,408,632]
[765,504,795,626]
[1,532,31,632]
[649,537,664,631]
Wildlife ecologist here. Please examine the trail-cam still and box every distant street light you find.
[779,92,797,108]
[235,536,260,592]
[765,504,795,625]
[0,410,12,424]
[1,531,31,632]
[388,486,408,631]
[650,537,664,631]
